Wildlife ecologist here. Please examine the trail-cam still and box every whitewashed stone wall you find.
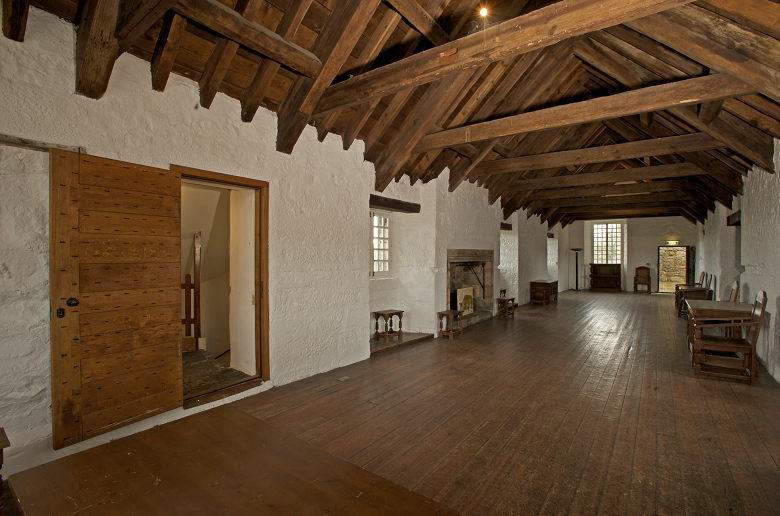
[0,7,372,474]
[499,213,519,298]
[369,177,438,334]
[516,213,550,304]
[695,203,742,301]
[434,171,503,314]
[740,139,780,381]
[627,217,697,292]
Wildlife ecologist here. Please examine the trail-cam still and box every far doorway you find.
[657,246,692,292]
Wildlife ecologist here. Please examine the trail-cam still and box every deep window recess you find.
[371,211,390,276]
[593,223,622,264]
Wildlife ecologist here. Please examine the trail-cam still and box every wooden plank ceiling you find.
[5,0,779,226]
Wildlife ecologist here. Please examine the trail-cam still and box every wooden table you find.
[676,286,712,316]
[8,406,460,516]
[685,300,753,353]
[497,297,515,318]
[372,309,404,342]
[530,280,558,305]
[437,310,463,340]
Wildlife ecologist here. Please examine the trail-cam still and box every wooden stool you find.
[372,310,404,342]
[497,297,515,318]
[437,310,463,340]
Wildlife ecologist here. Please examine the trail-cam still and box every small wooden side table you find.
[530,280,558,305]
[1,427,9,516]
[437,310,463,340]
[372,310,404,342]
[497,297,515,318]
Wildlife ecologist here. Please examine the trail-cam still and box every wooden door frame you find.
[172,165,270,401]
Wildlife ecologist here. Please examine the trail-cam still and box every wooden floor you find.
[232,291,780,516]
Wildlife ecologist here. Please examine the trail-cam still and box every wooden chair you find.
[675,272,711,314]
[633,266,651,293]
[693,291,767,385]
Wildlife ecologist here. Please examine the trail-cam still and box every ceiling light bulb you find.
[480,8,488,16]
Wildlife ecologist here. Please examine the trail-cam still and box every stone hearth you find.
[447,249,494,327]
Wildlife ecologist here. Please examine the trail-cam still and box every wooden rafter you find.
[76,0,121,99]
[150,12,187,92]
[414,73,754,153]
[116,0,177,52]
[471,133,724,177]
[313,0,697,119]
[174,0,321,79]
[2,0,29,41]
[240,0,314,123]
[275,0,382,153]
[198,0,263,109]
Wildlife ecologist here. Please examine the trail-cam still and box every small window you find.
[371,211,390,276]
[593,223,622,264]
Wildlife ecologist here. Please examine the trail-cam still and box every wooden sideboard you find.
[590,264,621,292]
[530,280,558,305]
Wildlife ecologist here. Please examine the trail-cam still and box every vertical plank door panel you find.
[50,150,183,450]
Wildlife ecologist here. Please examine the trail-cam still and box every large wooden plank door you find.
[50,150,183,449]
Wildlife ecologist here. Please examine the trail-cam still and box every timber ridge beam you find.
[369,194,421,214]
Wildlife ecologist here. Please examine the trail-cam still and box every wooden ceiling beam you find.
[413,73,753,153]
[340,10,404,149]
[2,0,29,41]
[312,0,696,119]
[116,0,177,52]
[407,56,521,183]
[275,0,381,154]
[374,68,483,190]
[504,162,704,192]
[240,0,314,123]
[698,99,725,124]
[626,5,780,104]
[385,0,450,46]
[471,133,724,177]
[76,0,121,99]
[577,30,775,171]
[697,0,780,40]
[606,115,739,205]
[150,11,187,92]
[555,201,686,214]
[198,0,262,109]
[175,0,321,80]
[449,45,578,191]
[531,190,695,208]
[567,209,685,219]
[357,0,453,157]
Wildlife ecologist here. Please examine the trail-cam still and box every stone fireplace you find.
[447,249,494,326]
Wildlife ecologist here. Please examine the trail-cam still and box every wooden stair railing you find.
[182,232,202,351]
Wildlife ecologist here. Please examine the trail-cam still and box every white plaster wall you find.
[516,213,550,304]
[556,224,571,291]
[499,212,519,298]
[695,204,742,301]
[627,217,697,292]
[740,139,780,381]
[568,220,586,290]
[0,146,51,468]
[368,176,438,335]
[0,7,371,474]
[229,189,257,375]
[435,171,502,315]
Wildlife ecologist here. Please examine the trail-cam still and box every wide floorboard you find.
[232,291,780,515]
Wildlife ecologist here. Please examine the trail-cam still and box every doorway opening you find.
[177,166,269,408]
[658,246,688,293]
